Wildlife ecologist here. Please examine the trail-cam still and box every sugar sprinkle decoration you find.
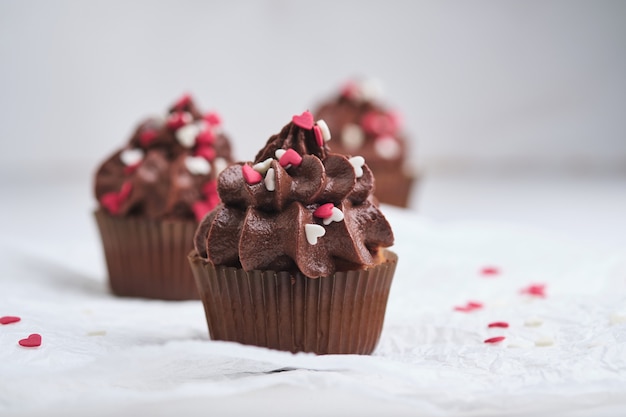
[167,111,192,130]
[242,164,262,185]
[348,156,365,178]
[292,111,314,130]
[305,224,325,245]
[185,156,211,175]
[535,336,554,347]
[524,317,543,327]
[484,336,506,344]
[176,122,201,148]
[18,333,42,348]
[204,111,222,126]
[0,316,21,325]
[481,266,500,276]
[313,125,324,147]
[341,124,364,151]
[264,168,276,191]
[374,136,401,159]
[139,129,158,147]
[488,321,509,328]
[520,283,547,298]
[316,119,331,142]
[195,145,216,161]
[313,203,334,219]
[253,158,273,174]
[275,149,286,160]
[279,148,303,168]
[120,148,144,166]
[323,207,344,225]
[454,301,483,313]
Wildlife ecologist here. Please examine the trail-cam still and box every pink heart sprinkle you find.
[100,182,133,215]
[292,111,314,130]
[313,203,334,219]
[467,301,483,309]
[204,112,221,126]
[279,148,303,168]
[313,125,324,147]
[118,181,133,201]
[484,336,506,344]
[123,162,141,176]
[139,130,158,147]
[242,164,262,185]
[195,145,216,161]
[166,112,189,130]
[0,316,20,325]
[454,301,483,312]
[520,284,546,298]
[192,201,214,222]
[481,266,500,276]
[488,321,509,328]
[19,333,42,348]
[202,180,217,197]
[340,81,359,99]
[173,93,192,110]
[196,129,215,146]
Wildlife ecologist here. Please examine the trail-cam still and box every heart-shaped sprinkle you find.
[139,129,158,147]
[195,145,216,161]
[481,266,500,276]
[316,119,331,141]
[204,112,221,126]
[185,156,211,175]
[313,203,334,219]
[0,316,20,325]
[100,181,133,215]
[173,93,192,110]
[279,149,303,168]
[176,122,201,148]
[275,149,286,160]
[359,78,383,102]
[341,124,364,151]
[322,207,344,225]
[454,300,483,313]
[488,322,509,328]
[292,111,314,130]
[305,224,325,245]
[192,200,214,222]
[120,148,144,166]
[535,336,554,347]
[123,163,140,175]
[253,158,273,174]
[242,164,262,185]
[348,156,365,178]
[484,336,505,344]
[196,129,215,146]
[340,81,360,100]
[313,125,324,147]
[374,136,401,159]
[264,168,276,191]
[18,333,42,348]
[362,111,397,136]
[520,283,546,298]
[166,111,192,130]
[214,158,228,175]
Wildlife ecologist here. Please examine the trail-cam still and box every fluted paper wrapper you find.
[94,210,199,300]
[189,249,398,355]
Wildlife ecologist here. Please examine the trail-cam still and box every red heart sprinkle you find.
[341,81,359,99]
[488,321,509,328]
[123,162,141,175]
[313,203,334,219]
[19,333,42,348]
[454,300,483,313]
[467,301,483,309]
[173,93,192,110]
[279,148,303,168]
[192,201,213,222]
[242,164,262,185]
[0,316,21,325]
[100,182,133,215]
[481,266,500,276]
[361,111,397,136]
[292,111,314,130]
[196,129,215,146]
[139,130,158,147]
[520,283,546,298]
[195,145,216,161]
[118,181,133,201]
[313,125,324,147]
[204,112,221,126]
[202,180,217,197]
[484,336,506,344]
[166,112,189,130]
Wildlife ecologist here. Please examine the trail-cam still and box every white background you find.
[1,0,625,179]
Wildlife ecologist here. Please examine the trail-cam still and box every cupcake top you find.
[313,78,410,173]
[194,111,394,278]
[94,94,234,221]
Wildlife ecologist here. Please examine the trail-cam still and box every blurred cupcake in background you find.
[313,78,417,207]
[94,94,234,300]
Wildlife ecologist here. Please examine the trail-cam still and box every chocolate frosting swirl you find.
[194,112,394,278]
[94,95,234,221]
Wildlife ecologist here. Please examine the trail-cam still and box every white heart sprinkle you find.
[322,207,344,225]
[359,77,384,102]
[524,317,543,327]
[275,149,286,160]
[374,136,401,159]
[305,224,325,245]
[316,119,331,141]
[264,167,276,191]
[213,157,228,175]
[535,336,554,347]
[185,156,211,175]
[348,156,365,178]
[253,158,273,174]
[176,123,201,148]
[341,124,364,151]
[119,148,144,166]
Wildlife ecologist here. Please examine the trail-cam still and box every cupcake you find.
[189,111,397,354]
[94,94,234,300]
[313,78,417,207]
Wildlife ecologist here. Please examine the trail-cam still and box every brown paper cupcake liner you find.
[94,210,199,300]
[189,249,398,355]
[373,171,417,208]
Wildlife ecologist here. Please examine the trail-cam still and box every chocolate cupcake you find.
[189,111,397,354]
[313,78,417,207]
[94,94,234,300]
